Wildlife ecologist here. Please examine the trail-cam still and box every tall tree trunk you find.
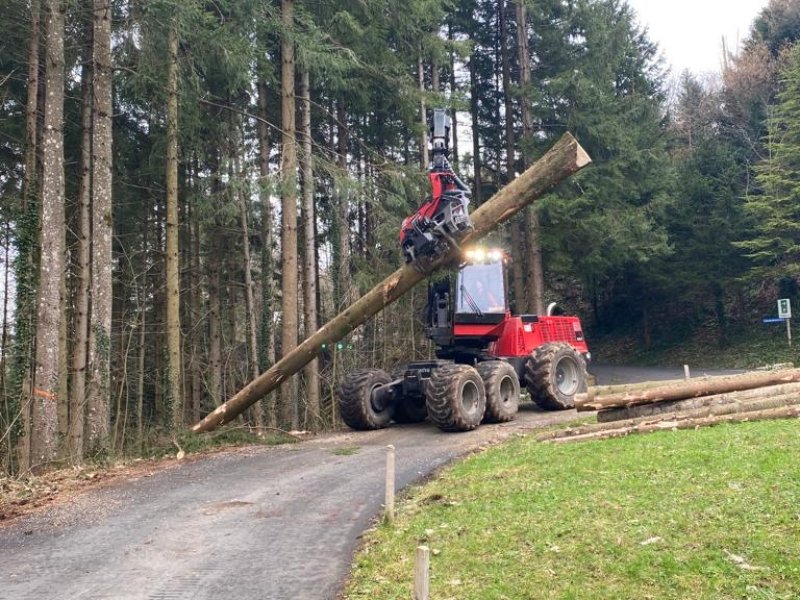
[299,70,320,429]
[448,23,459,172]
[256,77,276,427]
[515,1,545,314]
[280,0,299,430]
[164,16,182,430]
[69,43,92,463]
[189,170,202,423]
[14,0,42,473]
[336,101,351,310]
[418,52,428,169]
[469,54,483,203]
[236,149,263,429]
[499,0,526,311]
[31,0,67,469]
[85,0,114,452]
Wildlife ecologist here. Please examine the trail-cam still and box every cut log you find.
[575,376,693,405]
[192,133,591,433]
[596,381,800,422]
[575,369,800,412]
[548,405,800,444]
[539,392,800,441]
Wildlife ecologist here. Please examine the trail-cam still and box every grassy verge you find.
[344,421,800,599]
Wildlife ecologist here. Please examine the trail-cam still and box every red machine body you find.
[453,315,589,358]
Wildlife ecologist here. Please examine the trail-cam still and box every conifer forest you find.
[2,0,800,474]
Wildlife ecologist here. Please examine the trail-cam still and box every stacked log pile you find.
[539,369,800,444]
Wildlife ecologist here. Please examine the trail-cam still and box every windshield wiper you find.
[460,285,483,317]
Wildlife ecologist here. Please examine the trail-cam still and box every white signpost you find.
[778,298,792,346]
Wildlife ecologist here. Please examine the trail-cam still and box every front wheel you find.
[338,369,393,430]
[426,364,486,432]
[525,343,587,410]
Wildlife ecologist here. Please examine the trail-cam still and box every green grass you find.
[343,421,800,599]
[332,446,361,456]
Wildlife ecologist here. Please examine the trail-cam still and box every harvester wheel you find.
[426,364,486,432]
[525,342,587,410]
[389,364,427,423]
[338,369,393,430]
[477,361,520,423]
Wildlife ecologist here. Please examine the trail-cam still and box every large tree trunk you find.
[299,70,320,429]
[448,23,459,172]
[336,102,351,308]
[256,77,276,427]
[548,405,800,444]
[515,0,545,315]
[469,54,483,203]
[85,0,113,452]
[164,17,182,430]
[499,0,525,310]
[193,133,591,432]
[30,0,67,469]
[418,52,428,169]
[14,0,42,473]
[576,369,800,411]
[280,0,299,430]
[69,40,92,463]
[237,150,263,429]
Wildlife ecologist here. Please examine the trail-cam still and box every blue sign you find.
[762,317,785,324]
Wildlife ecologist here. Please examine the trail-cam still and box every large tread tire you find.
[477,361,520,423]
[426,364,486,432]
[389,364,428,423]
[525,342,587,410]
[338,369,393,430]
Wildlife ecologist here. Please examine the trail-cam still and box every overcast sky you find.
[625,0,770,75]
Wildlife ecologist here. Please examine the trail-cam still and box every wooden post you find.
[787,318,792,347]
[414,545,430,600]
[385,444,395,523]
[684,364,691,380]
[191,133,591,433]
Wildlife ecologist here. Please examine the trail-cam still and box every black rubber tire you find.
[477,361,520,423]
[525,342,587,410]
[388,364,428,423]
[338,368,393,430]
[425,364,486,432]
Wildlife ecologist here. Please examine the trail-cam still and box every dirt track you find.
[0,364,702,600]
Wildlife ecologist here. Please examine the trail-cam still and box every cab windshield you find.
[456,261,506,315]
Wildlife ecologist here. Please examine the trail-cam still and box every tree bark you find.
[85,0,114,452]
[577,377,692,404]
[192,133,591,432]
[548,405,800,444]
[499,0,526,310]
[256,77,276,427]
[280,0,299,430]
[541,392,800,441]
[236,150,263,429]
[418,51,428,169]
[576,369,800,412]
[515,0,545,314]
[162,16,182,430]
[595,381,800,423]
[30,0,67,469]
[69,41,92,463]
[336,101,351,307]
[14,0,42,473]
[299,70,320,429]
[469,54,483,203]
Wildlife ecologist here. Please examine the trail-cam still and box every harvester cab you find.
[400,109,473,266]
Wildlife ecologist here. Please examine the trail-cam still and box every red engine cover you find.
[453,315,588,359]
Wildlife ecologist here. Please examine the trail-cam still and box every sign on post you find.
[778,298,792,319]
[778,298,792,347]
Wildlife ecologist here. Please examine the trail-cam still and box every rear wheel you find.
[525,343,587,410]
[426,364,486,432]
[338,369,393,430]
[477,361,520,423]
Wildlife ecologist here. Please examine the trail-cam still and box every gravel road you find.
[0,365,687,600]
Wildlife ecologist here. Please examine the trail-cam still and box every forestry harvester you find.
[338,110,590,432]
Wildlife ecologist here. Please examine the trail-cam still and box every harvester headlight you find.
[488,250,502,261]
[473,249,486,262]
